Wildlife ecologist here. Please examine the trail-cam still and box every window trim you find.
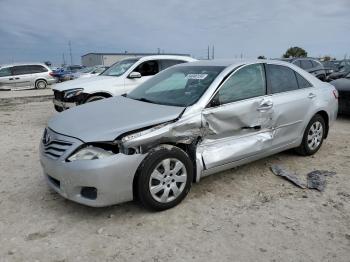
[206,63,267,108]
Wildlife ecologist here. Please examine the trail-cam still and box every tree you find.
[282,47,307,58]
[257,55,266,59]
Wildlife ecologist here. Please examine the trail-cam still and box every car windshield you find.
[101,59,138,77]
[127,65,225,107]
[80,67,95,73]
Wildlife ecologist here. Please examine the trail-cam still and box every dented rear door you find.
[198,63,274,169]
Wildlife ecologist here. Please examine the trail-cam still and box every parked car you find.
[51,65,85,82]
[40,59,338,210]
[322,60,340,77]
[330,72,350,114]
[52,55,196,112]
[71,65,108,79]
[327,60,350,82]
[0,63,57,90]
[281,58,327,81]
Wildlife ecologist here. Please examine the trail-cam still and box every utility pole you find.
[157,48,160,54]
[68,41,73,65]
[212,45,215,59]
[207,45,210,60]
[62,53,66,66]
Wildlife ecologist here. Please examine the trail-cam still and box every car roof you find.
[177,59,294,68]
[137,55,196,62]
[0,62,49,68]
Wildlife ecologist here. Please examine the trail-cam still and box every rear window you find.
[267,64,299,94]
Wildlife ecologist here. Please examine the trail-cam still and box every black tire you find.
[85,95,107,103]
[296,114,325,156]
[136,145,193,211]
[54,105,63,112]
[35,79,47,89]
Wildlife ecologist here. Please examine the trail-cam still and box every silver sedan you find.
[40,59,338,211]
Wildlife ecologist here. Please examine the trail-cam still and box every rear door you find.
[12,65,34,88]
[266,63,316,148]
[199,63,274,169]
[0,67,15,89]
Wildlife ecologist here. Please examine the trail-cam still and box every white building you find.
[81,52,191,67]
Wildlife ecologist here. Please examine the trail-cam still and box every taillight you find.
[49,72,55,77]
[333,89,338,99]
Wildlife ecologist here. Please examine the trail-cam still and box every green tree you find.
[257,55,266,59]
[282,47,307,58]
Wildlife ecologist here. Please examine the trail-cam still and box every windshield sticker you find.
[185,74,208,80]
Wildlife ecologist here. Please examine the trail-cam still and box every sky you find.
[0,0,349,65]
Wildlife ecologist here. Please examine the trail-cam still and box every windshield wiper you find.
[134,97,157,104]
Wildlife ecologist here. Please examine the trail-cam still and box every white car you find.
[72,66,109,79]
[52,55,196,112]
[0,63,57,90]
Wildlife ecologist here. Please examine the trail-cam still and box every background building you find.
[81,52,191,67]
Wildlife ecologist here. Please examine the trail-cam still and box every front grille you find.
[43,140,72,159]
[42,128,74,160]
[53,90,64,100]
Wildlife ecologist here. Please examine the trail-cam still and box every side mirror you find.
[128,72,141,79]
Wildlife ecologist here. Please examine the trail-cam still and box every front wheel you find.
[136,145,193,211]
[296,114,325,156]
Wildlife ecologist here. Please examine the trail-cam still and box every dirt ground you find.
[0,100,349,262]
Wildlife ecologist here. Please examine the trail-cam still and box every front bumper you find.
[53,99,76,110]
[53,90,89,111]
[39,129,147,207]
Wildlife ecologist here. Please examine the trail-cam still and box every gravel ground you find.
[0,101,349,262]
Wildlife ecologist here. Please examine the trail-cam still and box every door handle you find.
[242,125,261,130]
[308,93,316,99]
[257,100,273,111]
[14,77,20,80]
[9,78,14,80]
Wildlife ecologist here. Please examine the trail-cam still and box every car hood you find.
[53,75,123,92]
[48,96,184,142]
[330,78,350,91]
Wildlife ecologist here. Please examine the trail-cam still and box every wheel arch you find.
[83,91,113,103]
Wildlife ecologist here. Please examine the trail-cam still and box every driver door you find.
[198,63,274,169]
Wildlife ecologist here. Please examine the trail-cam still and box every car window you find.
[28,65,48,73]
[0,67,12,77]
[295,72,312,88]
[300,60,313,70]
[158,60,186,71]
[127,65,224,107]
[310,60,319,67]
[267,64,299,93]
[12,65,31,75]
[134,60,159,76]
[213,63,266,105]
[102,59,138,77]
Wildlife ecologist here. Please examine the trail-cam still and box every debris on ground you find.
[306,170,335,191]
[270,165,306,189]
[271,165,336,192]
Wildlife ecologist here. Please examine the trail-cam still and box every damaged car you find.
[40,60,338,211]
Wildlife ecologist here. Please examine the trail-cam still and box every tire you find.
[85,95,107,103]
[35,80,47,89]
[296,114,325,156]
[136,145,193,211]
[54,105,63,112]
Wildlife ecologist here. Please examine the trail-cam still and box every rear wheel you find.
[296,114,325,156]
[136,145,193,211]
[35,80,47,89]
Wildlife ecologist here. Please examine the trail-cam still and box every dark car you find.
[52,65,85,82]
[281,58,327,81]
[327,60,350,82]
[322,60,340,77]
[330,72,350,115]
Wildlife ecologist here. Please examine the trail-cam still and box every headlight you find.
[121,123,169,142]
[64,88,84,99]
[67,145,114,161]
